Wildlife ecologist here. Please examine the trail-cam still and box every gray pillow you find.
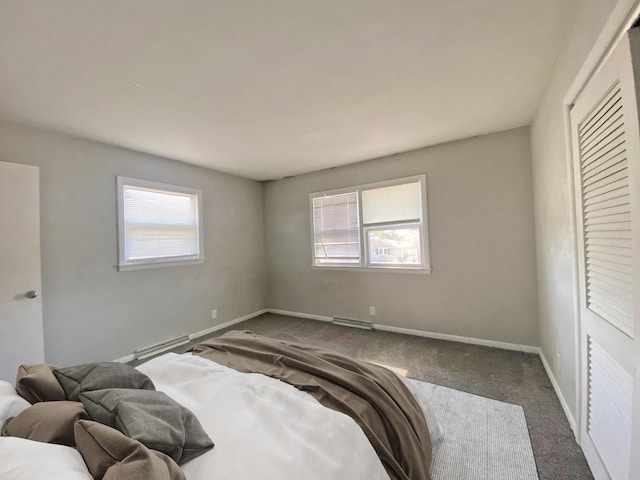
[53,363,155,401]
[80,388,213,464]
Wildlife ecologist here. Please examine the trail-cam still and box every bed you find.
[0,331,441,480]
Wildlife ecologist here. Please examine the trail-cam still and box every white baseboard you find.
[373,323,540,353]
[267,309,332,322]
[539,350,577,434]
[266,309,538,353]
[113,309,268,363]
[188,309,268,341]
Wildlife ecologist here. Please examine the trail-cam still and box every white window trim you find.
[309,174,431,273]
[117,176,204,271]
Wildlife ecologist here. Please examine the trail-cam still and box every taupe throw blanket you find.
[191,331,431,480]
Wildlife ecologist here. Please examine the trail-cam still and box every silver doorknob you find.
[25,290,38,299]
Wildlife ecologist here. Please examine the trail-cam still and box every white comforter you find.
[136,352,391,480]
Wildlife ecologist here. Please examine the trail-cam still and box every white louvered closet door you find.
[571,29,640,480]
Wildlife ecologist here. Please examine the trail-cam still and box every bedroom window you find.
[311,175,431,272]
[117,177,204,271]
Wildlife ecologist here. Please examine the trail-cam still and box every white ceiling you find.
[0,1,581,181]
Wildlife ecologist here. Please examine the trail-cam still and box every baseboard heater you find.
[332,317,374,330]
[134,335,190,360]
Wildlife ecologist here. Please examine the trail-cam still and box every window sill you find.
[118,258,204,272]
[311,265,432,274]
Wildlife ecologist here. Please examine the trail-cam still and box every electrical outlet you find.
[369,306,376,316]
[211,309,217,319]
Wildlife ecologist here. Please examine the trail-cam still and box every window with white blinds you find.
[117,177,204,270]
[361,182,421,224]
[312,192,360,265]
[310,175,430,271]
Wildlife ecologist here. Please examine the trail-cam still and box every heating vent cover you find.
[134,335,190,360]
[586,336,633,480]
[332,317,373,330]
[579,80,635,337]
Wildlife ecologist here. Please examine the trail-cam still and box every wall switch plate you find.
[369,306,376,316]
[211,309,217,319]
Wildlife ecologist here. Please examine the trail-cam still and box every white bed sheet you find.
[0,380,30,426]
[0,381,93,480]
[0,436,93,480]
[136,352,391,480]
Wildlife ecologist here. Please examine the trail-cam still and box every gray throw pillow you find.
[53,363,155,401]
[80,388,214,464]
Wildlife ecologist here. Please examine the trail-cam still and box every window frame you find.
[117,176,204,271]
[309,174,431,273]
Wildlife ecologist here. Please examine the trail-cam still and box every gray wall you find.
[0,120,265,365]
[265,127,539,346]
[530,0,618,423]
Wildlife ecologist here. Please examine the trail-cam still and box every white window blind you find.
[361,181,421,225]
[117,177,203,270]
[312,192,360,264]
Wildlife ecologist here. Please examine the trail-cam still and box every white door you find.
[0,161,44,382]
[571,29,640,480]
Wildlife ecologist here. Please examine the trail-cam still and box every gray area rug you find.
[409,379,539,480]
